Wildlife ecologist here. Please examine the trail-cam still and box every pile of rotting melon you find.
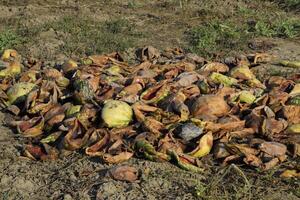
[0,47,299,177]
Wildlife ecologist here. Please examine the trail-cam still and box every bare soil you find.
[0,1,299,199]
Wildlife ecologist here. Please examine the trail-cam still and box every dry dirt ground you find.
[0,0,300,199]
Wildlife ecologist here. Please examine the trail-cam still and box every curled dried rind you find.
[288,96,300,105]
[279,60,300,68]
[73,79,95,104]
[168,150,204,172]
[197,80,210,94]
[287,124,300,134]
[56,76,70,88]
[210,72,238,86]
[140,82,169,104]
[1,48,299,171]
[62,59,78,73]
[289,84,300,97]
[246,78,266,89]
[7,82,36,105]
[40,131,62,143]
[106,65,121,76]
[63,120,91,150]
[191,95,230,120]
[230,66,255,80]
[239,91,256,104]
[188,132,213,158]
[1,49,19,61]
[0,61,22,77]
[135,140,170,161]
[65,105,82,117]
[201,62,229,73]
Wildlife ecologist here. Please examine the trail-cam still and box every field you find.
[0,0,299,199]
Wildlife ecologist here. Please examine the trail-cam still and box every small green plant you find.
[0,30,23,52]
[127,0,137,9]
[186,21,247,57]
[254,18,300,38]
[275,19,300,38]
[194,182,207,198]
[238,6,256,15]
[254,21,276,37]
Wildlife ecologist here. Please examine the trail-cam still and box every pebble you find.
[177,123,203,142]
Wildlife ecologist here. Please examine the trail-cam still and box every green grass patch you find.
[254,18,300,38]
[127,0,139,9]
[186,21,249,57]
[0,30,23,53]
[38,16,142,56]
[186,12,299,57]
[274,0,300,11]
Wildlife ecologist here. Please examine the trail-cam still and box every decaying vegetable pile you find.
[0,47,299,174]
